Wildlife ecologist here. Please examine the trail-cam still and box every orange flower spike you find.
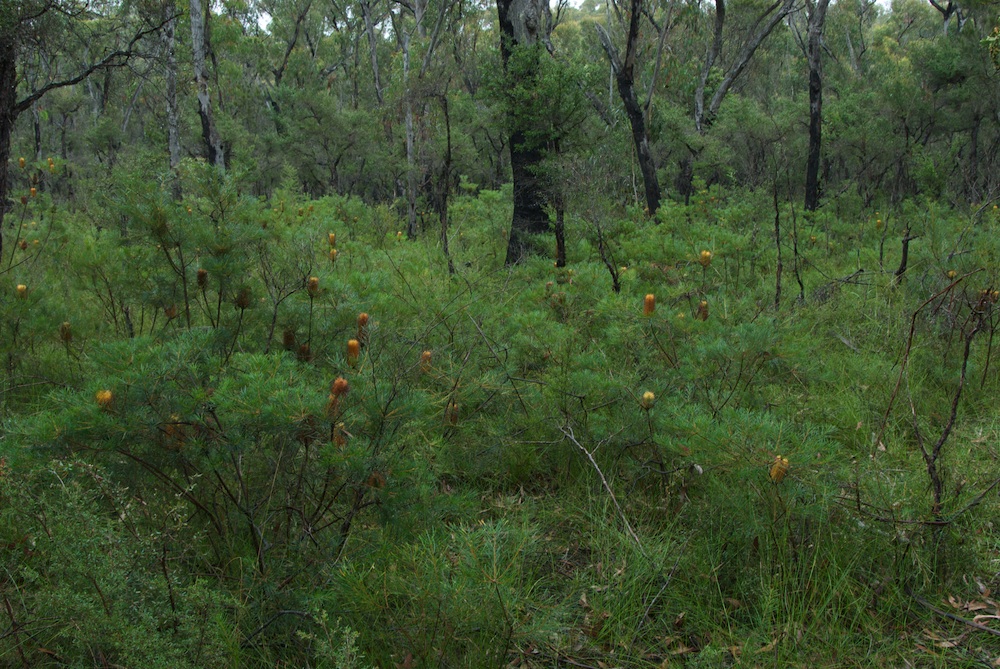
[699,250,712,268]
[29,187,36,198]
[328,232,336,247]
[769,456,790,483]
[643,294,655,316]
[307,276,320,297]
[329,248,338,264]
[96,390,113,411]
[18,157,25,169]
[331,377,349,397]
[420,350,432,373]
[347,339,360,367]
[16,284,27,299]
[197,268,208,288]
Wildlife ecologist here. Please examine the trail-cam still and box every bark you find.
[402,30,417,239]
[595,0,661,217]
[804,0,830,212]
[497,0,553,265]
[0,39,16,260]
[190,0,225,170]
[360,0,384,106]
[164,0,181,198]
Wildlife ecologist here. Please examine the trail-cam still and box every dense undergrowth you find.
[1,167,999,667]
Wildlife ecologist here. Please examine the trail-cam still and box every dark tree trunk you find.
[496,0,553,265]
[595,0,661,217]
[0,40,17,260]
[804,0,830,212]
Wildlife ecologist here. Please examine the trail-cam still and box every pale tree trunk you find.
[360,0,384,106]
[164,0,181,198]
[497,0,554,265]
[190,0,224,170]
[403,31,418,239]
[595,0,661,217]
[682,0,795,198]
[804,0,830,211]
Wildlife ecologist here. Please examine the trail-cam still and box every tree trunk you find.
[595,0,661,217]
[361,0,384,106]
[0,40,17,260]
[804,0,830,212]
[190,0,224,170]
[164,1,181,198]
[497,0,553,265]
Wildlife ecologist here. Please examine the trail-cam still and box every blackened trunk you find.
[496,0,552,265]
[505,130,549,264]
[804,0,830,212]
[594,1,661,217]
[0,40,18,260]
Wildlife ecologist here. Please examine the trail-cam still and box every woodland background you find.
[1,0,1000,665]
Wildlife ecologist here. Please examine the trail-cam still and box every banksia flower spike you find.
[327,377,349,418]
[641,391,655,410]
[347,339,360,367]
[446,401,459,425]
[696,300,709,321]
[164,304,178,320]
[59,322,72,343]
[328,232,336,247]
[29,187,36,198]
[643,294,655,316]
[356,312,369,345]
[197,268,209,289]
[420,350,432,373]
[282,328,297,351]
[297,343,312,362]
[235,287,252,309]
[16,284,27,299]
[947,270,957,280]
[699,250,712,268]
[96,390,113,411]
[307,276,320,297]
[19,241,27,251]
[329,248,337,264]
[769,455,789,483]
[18,157,25,169]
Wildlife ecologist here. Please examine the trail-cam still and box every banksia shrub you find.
[347,339,360,367]
[643,294,655,316]
[96,390,113,411]
[307,276,320,297]
[699,250,713,268]
[769,455,789,483]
